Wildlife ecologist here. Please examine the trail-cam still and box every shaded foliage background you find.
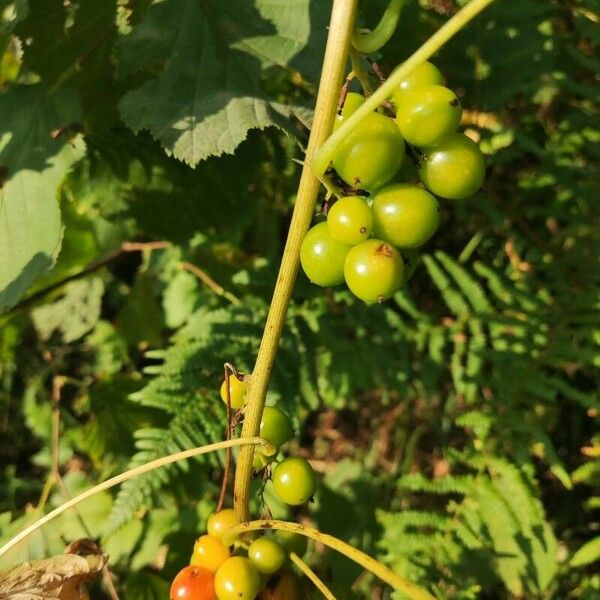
[0,0,599,598]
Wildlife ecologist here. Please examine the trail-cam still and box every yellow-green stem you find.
[289,552,337,600]
[226,520,436,600]
[313,0,496,177]
[0,437,273,560]
[349,47,373,95]
[233,0,359,523]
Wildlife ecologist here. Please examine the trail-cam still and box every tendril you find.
[352,0,404,54]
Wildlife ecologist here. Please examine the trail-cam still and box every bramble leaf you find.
[117,0,316,165]
[0,84,85,312]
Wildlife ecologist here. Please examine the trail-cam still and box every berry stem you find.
[233,0,359,523]
[289,552,337,600]
[313,0,496,179]
[0,437,274,560]
[349,47,373,95]
[226,520,436,600]
[217,363,236,512]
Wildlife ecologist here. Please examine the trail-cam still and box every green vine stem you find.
[0,437,274,561]
[289,552,337,600]
[352,0,405,54]
[313,0,496,178]
[233,0,359,523]
[225,520,436,600]
[349,47,373,95]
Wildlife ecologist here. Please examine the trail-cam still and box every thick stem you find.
[313,0,496,177]
[233,0,358,523]
[226,520,436,600]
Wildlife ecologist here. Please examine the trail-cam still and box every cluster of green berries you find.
[220,375,317,506]
[301,61,486,303]
[169,376,316,600]
[170,508,305,600]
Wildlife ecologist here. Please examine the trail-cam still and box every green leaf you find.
[130,507,177,570]
[162,269,199,329]
[85,320,130,376]
[474,480,525,597]
[0,0,28,34]
[14,0,117,90]
[124,571,170,600]
[116,273,164,348]
[0,84,85,312]
[116,0,313,165]
[103,519,144,565]
[52,472,113,540]
[0,508,66,569]
[571,537,600,568]
[31,277,104,342]
[70,375,148,468]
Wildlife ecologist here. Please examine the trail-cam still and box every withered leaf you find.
[0,554,106,600]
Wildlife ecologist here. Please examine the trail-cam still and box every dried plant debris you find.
[0,554,106,600]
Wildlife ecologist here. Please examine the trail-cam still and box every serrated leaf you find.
[70,376,148,467]
[31,277,104,342]
[116,0,313,165]
[0,84,85,312]
[14,0,117,90]
[85,320,130,377]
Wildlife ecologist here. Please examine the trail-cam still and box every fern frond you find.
[435,252,493,314]
[398,473,471,495]
[107,399,225,532]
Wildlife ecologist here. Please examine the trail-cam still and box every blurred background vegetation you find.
[0,0,598,598]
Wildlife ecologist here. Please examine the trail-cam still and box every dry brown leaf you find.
[0,554,106,600]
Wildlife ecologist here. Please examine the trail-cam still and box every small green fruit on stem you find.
[313,0,496,179]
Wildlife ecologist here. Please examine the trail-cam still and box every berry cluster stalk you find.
[227,520,435,600]
[233,0,359,523]
[233,0,496,524]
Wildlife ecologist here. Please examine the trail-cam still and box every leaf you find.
[85,321,130,377]
[0,554,105,600]
[52,472,114,541]
[570,536,600,568]
[124,571,169,600]
[162,269,199,329]
[14,0,117,91]
[116,273,163,348]
[130,508,177,570]
[0,84,85,312]
[116,0,314,165]
[0,508,66,568]
[102,519,144,565]
[0,0,28,34]
[69,376,148,467]
[31,277,104,342]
